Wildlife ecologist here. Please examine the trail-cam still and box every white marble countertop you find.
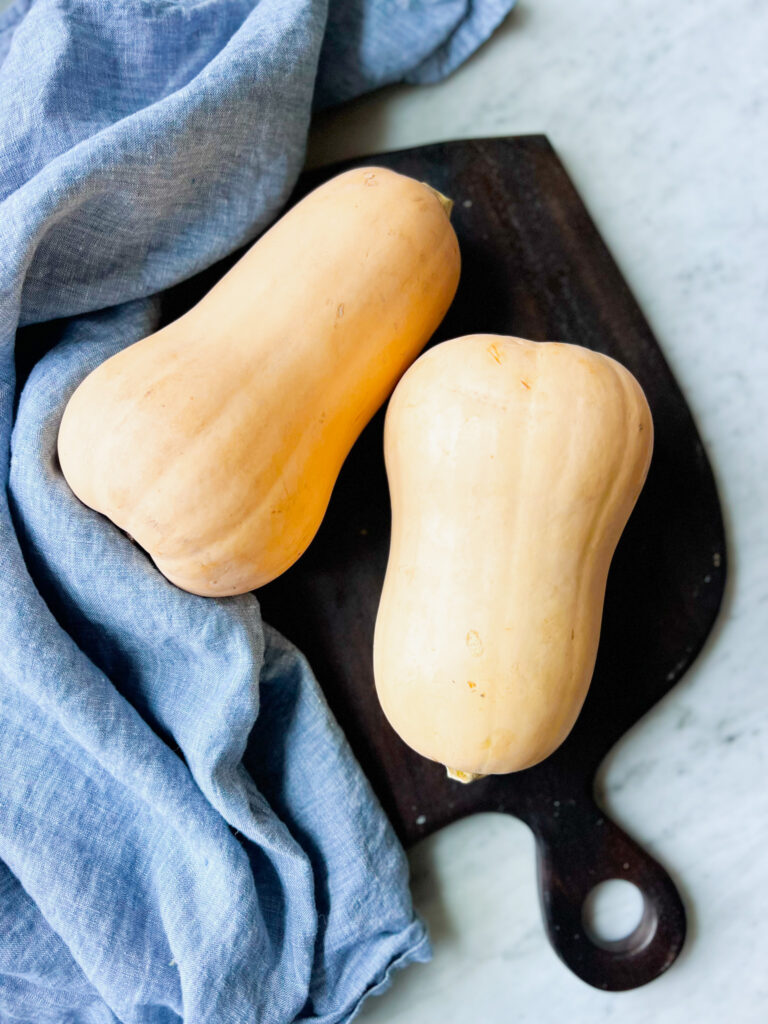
[310,1,768,1021]
[3,0,764,1019]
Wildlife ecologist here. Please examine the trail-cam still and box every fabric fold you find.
[0,2,515,1021]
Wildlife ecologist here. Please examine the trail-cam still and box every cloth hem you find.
[341,926,432,1024]
[404,0,516,86]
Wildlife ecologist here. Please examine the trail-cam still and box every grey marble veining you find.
[309,1,768,1020]
[2,0,765,1018]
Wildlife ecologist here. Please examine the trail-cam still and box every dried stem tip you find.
[446,766,486,784]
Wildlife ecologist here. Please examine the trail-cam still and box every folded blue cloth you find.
[0,2,514,1022]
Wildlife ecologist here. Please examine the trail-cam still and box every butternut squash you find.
[58,167,460,596]
[373,334,653,778]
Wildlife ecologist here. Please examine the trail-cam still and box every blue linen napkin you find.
[0,2,514,1022]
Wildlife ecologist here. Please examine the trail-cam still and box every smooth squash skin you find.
[373,334,653,778]
[58,167,460,596]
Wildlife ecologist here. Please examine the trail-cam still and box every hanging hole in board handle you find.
[581,878,653,952]
[531,795,686,990]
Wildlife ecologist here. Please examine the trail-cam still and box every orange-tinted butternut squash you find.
[373,334,653,779]
[58,167,460,596]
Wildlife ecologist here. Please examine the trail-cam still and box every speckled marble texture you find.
[309,1,768,1022]
[3,0,766,1019]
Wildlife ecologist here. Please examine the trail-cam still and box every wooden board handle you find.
[531,794,686,990]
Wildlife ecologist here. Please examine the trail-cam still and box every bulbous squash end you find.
[57,380,102,513]
[156,551,289,598]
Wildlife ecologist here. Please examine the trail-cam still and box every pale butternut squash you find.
[58,167,460,596]
[373,334,653,778]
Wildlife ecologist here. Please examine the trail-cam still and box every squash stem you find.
[423,182,454,219]
[445,766,486,784]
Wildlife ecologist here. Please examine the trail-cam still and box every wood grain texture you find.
[166,136,726,991]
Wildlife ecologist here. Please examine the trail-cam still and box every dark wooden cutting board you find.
[255,137,726,992]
